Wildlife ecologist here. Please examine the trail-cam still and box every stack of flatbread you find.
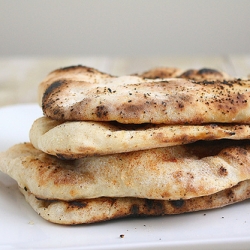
[1,65,250,225]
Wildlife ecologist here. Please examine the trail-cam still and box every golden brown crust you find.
[1,141,250,201]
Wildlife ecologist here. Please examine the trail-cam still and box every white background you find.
[0,0,250,57]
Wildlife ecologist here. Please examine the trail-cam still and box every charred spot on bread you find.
[170,199,185,208]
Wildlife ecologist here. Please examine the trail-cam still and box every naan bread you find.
[39,66,230,108]
[136,67,231,81]
[1,141,250,201]
[19,180,250,224]
[40,72,250,124]
[38,65,157,107]
[30,116,250,159]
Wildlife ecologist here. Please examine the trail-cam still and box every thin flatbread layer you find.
[19,180,250,225]
[1,141,250,200]
[30,116,250,159]
[41,74,250,124]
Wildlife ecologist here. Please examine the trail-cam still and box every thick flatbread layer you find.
[40,71,250,124]
[19,180,250,225]
[30,116,250,159]
[1,141,250,201]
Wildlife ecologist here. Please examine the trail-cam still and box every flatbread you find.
[1,141,250,201]
[19,180,250,224]
[30,116,250,159]
[40,73,250,124]
[39,66,230,107]
[39,66,231,108]
[38,65,157,107]
[136,67,231,81]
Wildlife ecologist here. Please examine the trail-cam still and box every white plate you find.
[1,104,250,250]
